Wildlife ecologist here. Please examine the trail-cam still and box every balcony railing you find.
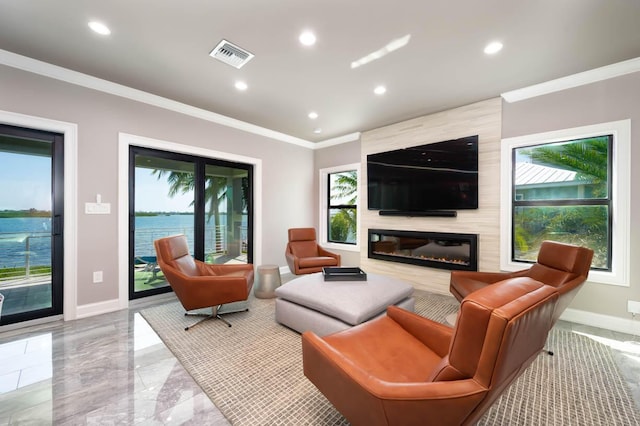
[0,232,51,283]
[0,225,249,287]
[133,226,248,258]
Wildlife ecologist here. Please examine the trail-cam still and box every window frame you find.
[319,163,360,252]
[500,120,630,287]
[511,135,613,271]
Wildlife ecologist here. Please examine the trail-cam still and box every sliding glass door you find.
[0,124,64,326]
[130,151,195,297]
[129,147,252,299]
[203,163,251,264]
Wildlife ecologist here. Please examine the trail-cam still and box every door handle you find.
[53,215,62,236]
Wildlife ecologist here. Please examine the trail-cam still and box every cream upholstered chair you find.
[285,228,340,275]
[154,234,254,330]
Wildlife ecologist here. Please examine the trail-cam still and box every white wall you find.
[314,139,362,266]
[0,64,315,315]
[3,57,636,330]
[502,71,640,322]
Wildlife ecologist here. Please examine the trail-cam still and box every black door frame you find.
[0,124,64,326]
[128,145,253,300]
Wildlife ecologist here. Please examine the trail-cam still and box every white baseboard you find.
[561,308,640,336]
[76,299,122,319]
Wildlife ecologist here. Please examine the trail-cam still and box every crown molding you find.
[0,49,317,149]
[314,132,361,149]
[502,57,640,103]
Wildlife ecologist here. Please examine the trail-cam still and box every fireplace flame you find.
[372,251,469,266]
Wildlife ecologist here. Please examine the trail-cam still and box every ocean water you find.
[134,214,197,257]
[0,217,53,268]
[0,214,245,268]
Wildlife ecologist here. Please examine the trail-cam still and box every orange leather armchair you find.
[450,240,593,325]
[285,228,340,275]
[154,234,254,330]
[302,278,558,426]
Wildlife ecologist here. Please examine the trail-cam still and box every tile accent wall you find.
[360,98,502,294]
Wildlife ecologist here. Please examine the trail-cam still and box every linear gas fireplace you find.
[368,229,478,271]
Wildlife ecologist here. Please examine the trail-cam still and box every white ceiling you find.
[1,0,640,143]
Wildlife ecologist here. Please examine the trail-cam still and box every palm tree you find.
[527,137,608,195]
[151,170,229,222]
[331,171,357,205]
[330,171,357,243]
[516,136,609,265]
[151,169,250,259]
[152,171,231,255]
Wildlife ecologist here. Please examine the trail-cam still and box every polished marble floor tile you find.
[0,294,229,425]
[0,291,638,425]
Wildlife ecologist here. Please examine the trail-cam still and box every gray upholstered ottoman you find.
[275,272,414,336]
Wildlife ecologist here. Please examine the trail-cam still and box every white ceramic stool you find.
[254,264,282,298]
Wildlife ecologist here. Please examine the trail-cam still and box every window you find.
[501,120,630,286]
[319,164,360,251]
[513,135,612,269]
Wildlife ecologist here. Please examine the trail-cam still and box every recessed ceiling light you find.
[308,111,318,120]
[88,21,111,36]
[234,81,248,91]
[313,128,322,134]
[484,41,503,55]
[299,31,317,46]
[374,85,387,95]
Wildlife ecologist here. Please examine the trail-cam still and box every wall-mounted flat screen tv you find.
[367,135,478,212]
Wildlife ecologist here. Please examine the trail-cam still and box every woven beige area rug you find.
[141,291,640,425]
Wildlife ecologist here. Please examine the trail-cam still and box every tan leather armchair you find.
[154,234,254,330]
[302,278,558,426]
[450,240,593,325]
[285,228,340,275]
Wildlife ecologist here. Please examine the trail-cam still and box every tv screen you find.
[367,135,478,212]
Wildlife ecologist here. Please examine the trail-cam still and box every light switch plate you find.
[628,300,640,315]
[85,202,111,214]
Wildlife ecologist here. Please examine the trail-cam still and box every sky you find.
[0,151,51,210]
[0,152,194,212]
[135,168,194,212]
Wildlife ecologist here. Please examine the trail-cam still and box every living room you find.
[1,1,640,424]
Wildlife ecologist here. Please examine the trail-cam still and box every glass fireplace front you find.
[368,229,478,271]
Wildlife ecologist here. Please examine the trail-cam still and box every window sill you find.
[322,242,360,253]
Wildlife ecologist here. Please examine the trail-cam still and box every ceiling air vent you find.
[209,39,254,69]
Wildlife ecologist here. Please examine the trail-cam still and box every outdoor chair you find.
[134,256,161,283]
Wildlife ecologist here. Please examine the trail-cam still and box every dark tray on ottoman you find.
[322,267,367,281]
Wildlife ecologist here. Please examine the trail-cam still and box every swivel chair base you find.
[184,305,249,330]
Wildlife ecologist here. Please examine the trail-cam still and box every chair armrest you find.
[302,331,486,424]
[450,270,518,285]
[318,246,341,263]
[195,260,253,276]
[160,264,251,310]
[285,250,298,273]
[169,266,250,288]
[386,306,453,357]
